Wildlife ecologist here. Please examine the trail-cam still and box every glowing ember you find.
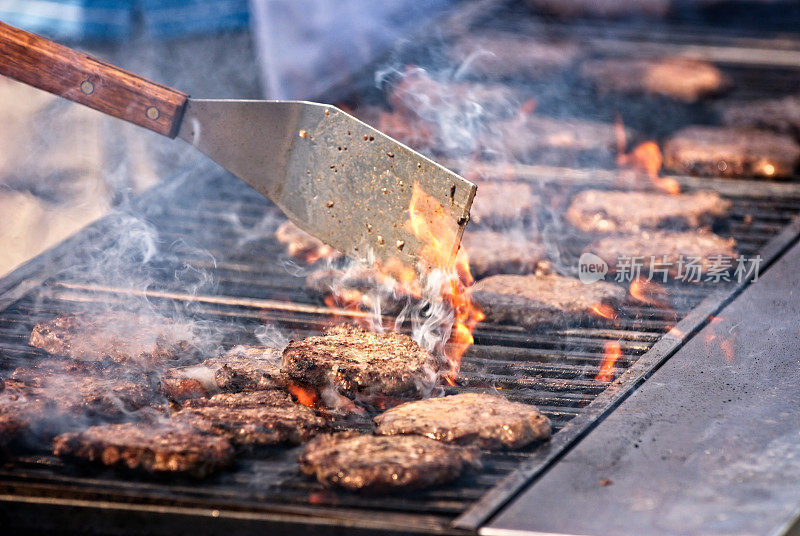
[596,341,623,382]
[288,383,319,408]
[407,181,484,383]
[590,303,618,320]
[323,290,365,312]
[629,277,670,309]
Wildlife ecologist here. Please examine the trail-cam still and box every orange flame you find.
[618,141,680,195]
[596,341,623,382]
[629,277,670,309]
[590,303,618,320]
[288,383,319,408]
[615,117,679,195]
[407,182,485,383]
[323,290,365,311]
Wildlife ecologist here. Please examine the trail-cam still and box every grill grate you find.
[1,171,799,533]
[4,1,800,533]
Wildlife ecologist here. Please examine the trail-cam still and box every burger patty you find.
[282,325,441,399]
[471,273,626,328]
[450,33,582,79]
[161,346,284,402]
[53,422,234,478]
[275,220,340,262]
[388,67,523,120]
[580,57,730,103]
[29,312,197,366]
[719,95,800,139]
[469,182,540,225]
[590,229,737,275]
[299,432,481,492]
[663,126,800,179]
[374,393,551,450]
[565,189,731,233]
[11,362,152,420]
[461,230,547,279]
[0,379,48,448]
[490,115,620,166]
[172,390,327,446]
[525,0,669,18]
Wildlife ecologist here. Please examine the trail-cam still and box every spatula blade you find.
[178,99,475,268]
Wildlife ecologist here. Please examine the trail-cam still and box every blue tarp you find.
[0,0,249,41]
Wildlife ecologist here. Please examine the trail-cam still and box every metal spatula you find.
[0,21,475,268]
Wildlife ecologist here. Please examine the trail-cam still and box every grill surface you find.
[3,1,800,534]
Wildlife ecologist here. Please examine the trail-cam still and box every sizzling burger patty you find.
[461,230,547,279]
[374,393,551,449]
[282,325,441,399]
[490,115,620,166]
[160,346,284,402]
[663,126,800,179]
[29,312,196,366]
[719,95,800,139]
[11,362,152,420]
[450,34,583,79]
[0,379,49,447]
[565,189,731,233]
[590,229,737,274]
[580,57,730,103]
[525,0,670,18]
[299,432,481,492]
[471,273,626,328]
[172,390,327,446]
[469,182,540,225]
[53,422,235,478]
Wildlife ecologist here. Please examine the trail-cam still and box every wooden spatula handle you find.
[0,21,188,138]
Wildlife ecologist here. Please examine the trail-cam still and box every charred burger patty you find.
[281,325,440,399]
[172,390,327,446]
[374,393,551,449]
[299,432,481,492]
[53,422,235,478]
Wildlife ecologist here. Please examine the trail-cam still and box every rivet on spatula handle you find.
[0,21,188,138]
